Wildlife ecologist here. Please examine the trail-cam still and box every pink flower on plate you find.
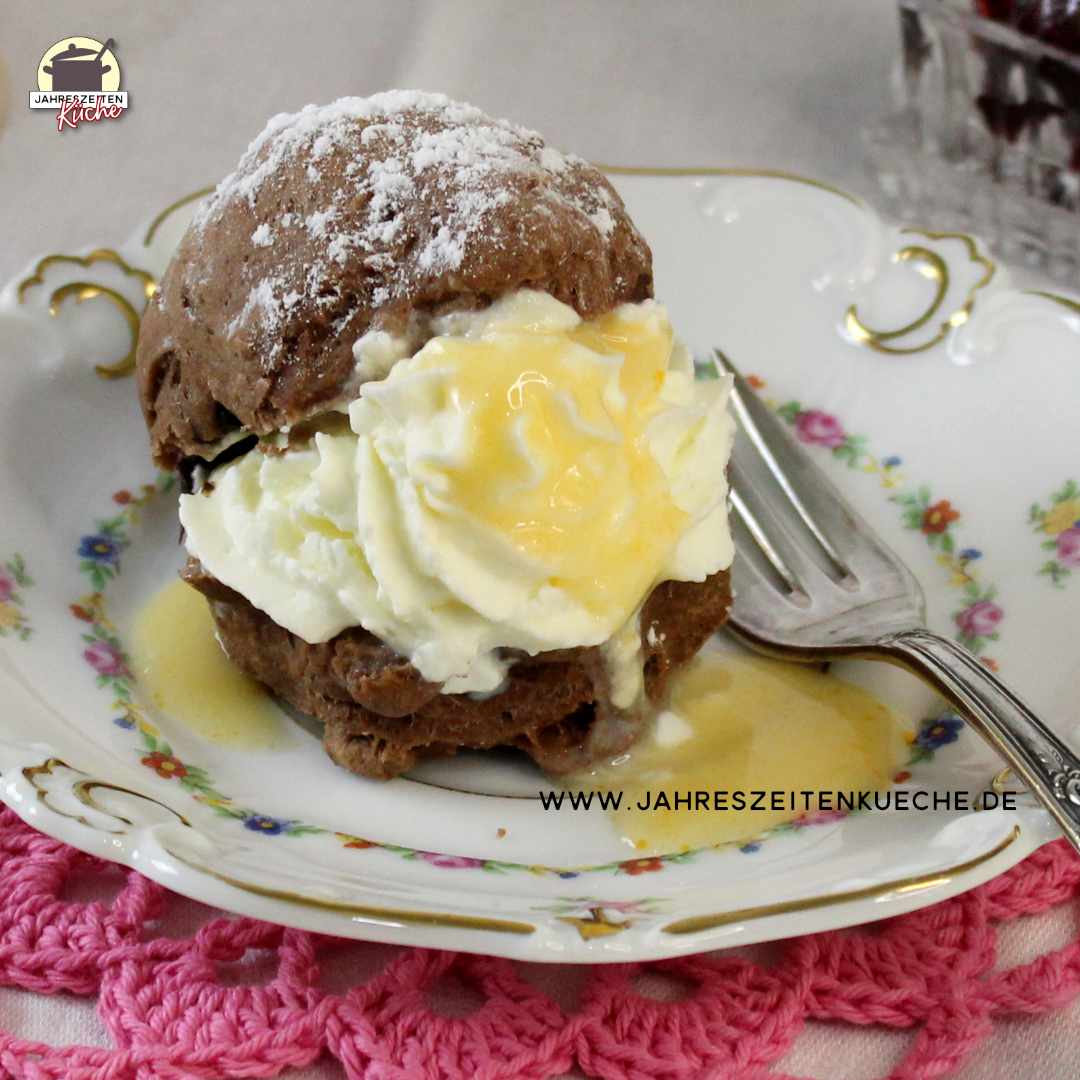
[595,899,646,913]
[955,600,1004,639]
[794,410,846,449]
[0,573,12,604]
[83,639,129,678]
[792,808,848,828]
[1056,526,1080,568]
[417,851,486,869]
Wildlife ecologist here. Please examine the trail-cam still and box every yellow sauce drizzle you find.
[413,308,686,615]
[568,652,910,853]
[131,579,284,749]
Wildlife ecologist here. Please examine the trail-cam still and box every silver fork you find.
[714,350,1080,853]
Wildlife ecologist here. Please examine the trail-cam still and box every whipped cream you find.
[180,291,735,697]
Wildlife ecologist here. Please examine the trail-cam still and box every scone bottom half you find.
[184,560,732,780]
[135,91,733,781]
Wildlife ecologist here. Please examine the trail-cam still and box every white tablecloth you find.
[2,1,1077,1075]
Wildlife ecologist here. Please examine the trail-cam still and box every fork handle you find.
[882,628,1080,851]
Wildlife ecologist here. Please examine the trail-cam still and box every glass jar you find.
[866,0,1080,281]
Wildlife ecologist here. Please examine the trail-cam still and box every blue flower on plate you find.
[882,455,902,468]
[78,533,121,565]
[959,547,983,561]
[739,842,762,854]
[916,714,964,751]
[557,871,580,879]
[112,716,135,730]
[244,814,291,835]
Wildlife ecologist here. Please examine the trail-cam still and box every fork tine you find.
[728,484,803,596]
[728,494,808,619]
[714,348,851,577]
[729,448,857,601]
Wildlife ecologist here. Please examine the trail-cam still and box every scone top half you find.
[137,90,653,468]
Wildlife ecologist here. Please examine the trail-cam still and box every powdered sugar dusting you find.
[417,224,465,272]
[305,209,336,238]
[589,208,615,239]
[226,279,278,338]
[194,92,495,229]
[191,91,626,367]
[539,145,568,173]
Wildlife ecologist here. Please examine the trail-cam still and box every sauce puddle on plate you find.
[131,579,283,749]
[566,651,910,853]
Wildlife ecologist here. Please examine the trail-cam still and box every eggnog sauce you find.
[131,579,283,749]
[566,651,909,853]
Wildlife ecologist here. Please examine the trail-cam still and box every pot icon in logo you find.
[31,36,128,130]
[37,37,120,94]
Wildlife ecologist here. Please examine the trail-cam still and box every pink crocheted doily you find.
[0,805,1078,1080]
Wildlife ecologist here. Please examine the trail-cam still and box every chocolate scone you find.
[136,91,736,781]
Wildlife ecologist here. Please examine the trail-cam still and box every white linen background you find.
[1,2,1077,1076]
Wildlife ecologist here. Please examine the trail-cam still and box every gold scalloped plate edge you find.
[0,739,1043,961]
[596,163,864,205]
[662,825,1021,936]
